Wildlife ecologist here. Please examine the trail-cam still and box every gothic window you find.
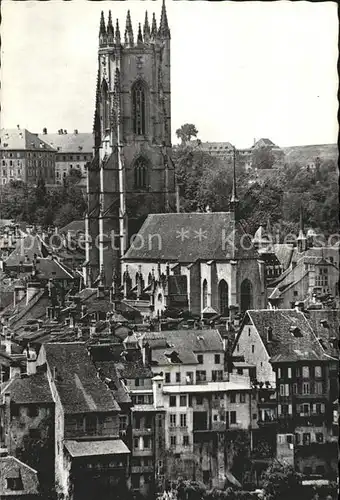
[132,82,146,135]
[134,158,148,189]
[240,279,253,312]
[101,79,109,132]
[202,279,208,309]
[218,280,229,315]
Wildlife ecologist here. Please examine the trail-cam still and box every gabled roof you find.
[60,219,85,235]
[0,456,39,496]
[237,309,331,363]
[5,235,47,268]
[43,342,120,414]
[38,132,93,154]
[305,309,339,357]
[144,328,223,366]
[1,372,53,404]
[0,128,55,152]
[123,213,259,262]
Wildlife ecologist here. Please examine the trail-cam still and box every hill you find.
[283,143,338,165]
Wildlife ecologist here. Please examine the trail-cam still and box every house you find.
[232,308,338,478]
[0,128,56,186]
[140,328,256,488]
[91,334,166,498]
[0,452,39,499]
[36,342,130,500]
[0,371,55,494]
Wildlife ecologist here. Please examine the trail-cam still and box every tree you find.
[252,147,275,170]
[176,123,199,145]
[262,461,303,500]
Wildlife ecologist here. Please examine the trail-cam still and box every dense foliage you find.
[173,142,338,239]
[0,172,86,229]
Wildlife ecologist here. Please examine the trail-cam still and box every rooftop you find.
[43,342,121,414]
[240,309,332,363]
[123,212,258,262]
[0,455,39,496]
[38,132,93,154]
[0,128,55,152]
[1,372,53,404]
[64,438,130,458]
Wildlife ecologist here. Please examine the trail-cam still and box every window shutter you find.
[321,403,325,413]
[312,403,316,414]
[278,404,282,416]
[288,404,292,415]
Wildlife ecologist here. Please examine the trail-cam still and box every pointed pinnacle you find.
[144,11,151,41]
[125,10,134,45]
[115,19,121,44]
[159,0,170,38]
[151,13,157,39]
[107,11,114,37]
[137,23,143,45]
[99,11,106,37]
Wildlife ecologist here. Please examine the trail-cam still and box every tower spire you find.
[159,0,170,38]
[230,147,239,219]
[137,23,143,45]
[107,11,114,45]
[297,203,307,252]
[99,11,107,46]
[115,19,121,45]
[151,13,157,39]
[143,12,151,42]
[125,10,134,47]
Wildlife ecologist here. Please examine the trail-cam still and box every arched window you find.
[218,280,229,316]
[202,279,208,309]
[240,279,253,312]
[101,79,109,132]
[132,82,146,135]
[134,158,148,189]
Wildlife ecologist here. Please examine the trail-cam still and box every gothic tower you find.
[85,1,175,287]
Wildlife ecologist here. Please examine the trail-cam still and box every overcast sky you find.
[1,0,338,148]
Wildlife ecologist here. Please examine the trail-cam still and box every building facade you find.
[39,129,93,187]
[0,128,56,186]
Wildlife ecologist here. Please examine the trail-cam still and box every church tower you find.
[85,1,175,286]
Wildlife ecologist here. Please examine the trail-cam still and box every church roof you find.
[123,212,259,263]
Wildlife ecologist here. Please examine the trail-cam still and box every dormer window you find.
[266,326,273,342]
[290,326,302,338]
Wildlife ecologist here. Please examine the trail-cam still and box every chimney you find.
[90,324,96,338]
[97,284,105,299]
[74,129,78,135]
[9,364,21,379]
[294,301,304,312]
[43,127,47,135]
[26,280,41,305]
[26,347,37,376]
[152,374,164,409]
[4,393,11,447]
[13,284,25,308]
[64,130,67,135]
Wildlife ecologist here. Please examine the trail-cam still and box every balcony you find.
[132,428,153,437]
[257,417,278,427]
[133,448,153,457]
[169,426,188,433]
[131,465,154,474]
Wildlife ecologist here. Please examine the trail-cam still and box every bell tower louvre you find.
[85,1,175,287]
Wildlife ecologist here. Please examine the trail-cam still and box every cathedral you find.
[85,1,175,286]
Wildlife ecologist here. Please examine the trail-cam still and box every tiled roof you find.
[60,219,85,235]
[242,309,331,363]
[38,132,93,154]
[94,361,131,404]
[9,292,49,331]
[123,213,258,262]
[64,438,129,458]
[305,309,339,357]
[200,141,234,151]
[0,128,55,152]
[145,328,223,366]
[5,235,47,268]
[43,342,120,413]
[2,372,53,404]
[0,456,39,496]
[271,244,294,270]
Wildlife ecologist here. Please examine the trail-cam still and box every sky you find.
[1,0,338,149]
